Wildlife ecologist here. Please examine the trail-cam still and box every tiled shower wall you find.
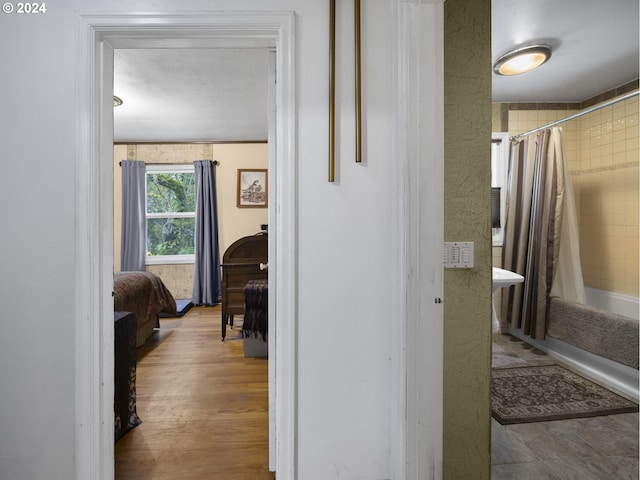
[573,97,639,296]
[504,95,639,298]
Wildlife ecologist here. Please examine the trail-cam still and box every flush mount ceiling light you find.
[113,95,123,107]
[493,44,552,76]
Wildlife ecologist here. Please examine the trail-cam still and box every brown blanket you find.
[114,272,177,337]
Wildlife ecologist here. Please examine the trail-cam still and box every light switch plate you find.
[443,242,474,269]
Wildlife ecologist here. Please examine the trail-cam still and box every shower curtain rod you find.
[510,89,639,142]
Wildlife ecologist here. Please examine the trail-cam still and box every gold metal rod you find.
[329,0,336,182]
[355,0,362,163]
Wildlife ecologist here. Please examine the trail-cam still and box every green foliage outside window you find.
[146,172,196,257]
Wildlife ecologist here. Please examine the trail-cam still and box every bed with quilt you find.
[114,271,177,347]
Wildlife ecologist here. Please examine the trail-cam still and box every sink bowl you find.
[492,267,524,292]
[492,267,524,333]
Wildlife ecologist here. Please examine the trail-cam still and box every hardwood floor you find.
[115,305,275,480]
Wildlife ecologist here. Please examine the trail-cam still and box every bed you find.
[114,271,177,347]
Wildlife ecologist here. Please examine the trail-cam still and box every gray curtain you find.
[502,127,572,339]
[120,160,146,272]
[192,160,222,305]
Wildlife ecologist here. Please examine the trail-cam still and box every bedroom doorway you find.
[112,47,275,476]
[76,13,297,480]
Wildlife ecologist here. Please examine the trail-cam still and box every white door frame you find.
[391,1,444,478]
[75,12,297,480]
[75,5,444,480]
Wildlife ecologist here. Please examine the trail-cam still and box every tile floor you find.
[491,334,639,480]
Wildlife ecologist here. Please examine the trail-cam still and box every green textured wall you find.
[443,0,493,478]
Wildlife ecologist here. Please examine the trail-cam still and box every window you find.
[145,165,196,264]
[492,133,509,246]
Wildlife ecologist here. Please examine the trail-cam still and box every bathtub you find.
[509,287,640,402]
[585,287,639,321]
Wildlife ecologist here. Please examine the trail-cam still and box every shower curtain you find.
[501,127,585,339]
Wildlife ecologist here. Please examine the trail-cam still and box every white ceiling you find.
[113,1,639,143]
[113,48,270,143]
[492,0,638,103]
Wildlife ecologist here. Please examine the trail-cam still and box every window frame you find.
[492,132,509,247]
[145,164,196,265]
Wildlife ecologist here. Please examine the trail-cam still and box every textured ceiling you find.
[113,1,639,142]
[113,48,270,143]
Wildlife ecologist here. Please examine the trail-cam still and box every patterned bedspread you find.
[114,272,177,337]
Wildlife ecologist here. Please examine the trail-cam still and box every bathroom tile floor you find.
[491,334,639,480]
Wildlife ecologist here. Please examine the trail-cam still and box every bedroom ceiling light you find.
[113,95,123,107]
[493,44,552,76]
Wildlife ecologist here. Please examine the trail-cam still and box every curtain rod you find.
[510,89,639,142]
[113,140,267,145]
[119,160,220,166]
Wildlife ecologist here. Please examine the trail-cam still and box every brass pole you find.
[355,0,362,163]
[329,0,336,182]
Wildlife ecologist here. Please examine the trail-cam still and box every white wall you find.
[0,6,78,479]
[0,1,397,479]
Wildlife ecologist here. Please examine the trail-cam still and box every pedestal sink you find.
[492,267,524,333]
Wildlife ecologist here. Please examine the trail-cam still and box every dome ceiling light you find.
[493,44,552,76]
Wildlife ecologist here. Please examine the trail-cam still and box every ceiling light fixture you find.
[113,95,123,107]
[493,44,552,76]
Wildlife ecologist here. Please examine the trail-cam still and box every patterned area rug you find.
[492,364,638,425]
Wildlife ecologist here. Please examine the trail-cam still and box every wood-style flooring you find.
[118,308,638,479]
[115,305,275,480]
[491,334,639,480]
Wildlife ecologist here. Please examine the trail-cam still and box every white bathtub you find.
[584,287,639,321]
[509,287,640,402]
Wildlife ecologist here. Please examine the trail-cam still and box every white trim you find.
[390,1,407,474]
[146,213,195,219]
[267,48,277,472]
[75,26,115,480]
[491,132,509,247]
[75,12,296,480]
[145,255,195,265]
[272,16,297,478]
[391,1,444,478]
[146,164,195,173]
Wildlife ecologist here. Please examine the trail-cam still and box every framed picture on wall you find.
[237,169,268,208]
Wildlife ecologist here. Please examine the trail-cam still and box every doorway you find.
[75,12,296,480]
[77,6,446,480]
[112,47,274,478]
